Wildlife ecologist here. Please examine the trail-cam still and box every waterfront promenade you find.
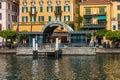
[0,47,120,55]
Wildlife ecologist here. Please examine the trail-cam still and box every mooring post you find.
[33,38,38,59]
[55,38,59,58]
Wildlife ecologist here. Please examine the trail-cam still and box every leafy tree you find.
[0,30,17,43]
[78,15,83,28]
[18,30,29,44]
[105,31,120,42]
[96,30,109,37]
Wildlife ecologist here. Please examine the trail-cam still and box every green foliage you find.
[0,30,17,42]
[78,15,83,25]
[105,31,120,42]
[18,30,29,41]
[96,30,109,37]
[66,22,74,29]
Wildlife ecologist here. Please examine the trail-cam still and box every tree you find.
[0,30,17,43]
[18,30,29,44]
[96,30,109,37]
[105,31,120,42]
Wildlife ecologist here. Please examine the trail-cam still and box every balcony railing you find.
[84,12,106,16]
[83,22,106,26]
[29,11,37,15]
[54,11,62,15]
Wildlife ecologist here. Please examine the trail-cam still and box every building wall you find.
[0,0,19,30]
[79,2,111,30]
[13,0,77,32]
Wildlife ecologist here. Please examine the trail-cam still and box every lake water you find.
[0,54,120,80]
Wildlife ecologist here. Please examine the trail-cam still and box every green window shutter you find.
[68,6,70,11]
[30,7,32,13]
[51,6,53,11]
[26,7,28,12]
[48,16,51,21]
[34,16,36,21]
[26,16,28,22]
[60,16,61,21]
[85,8,91,15]
[30,16,32,22]
[99,7,105,14]
[22,16,24,22]
[40,7,43,12]
[42,16,44,21]
[38,16,40,22]
[68,16,70,21]
[64,6,66,11]
[34,7,36,12]
[22,7,24,12]
[47,6,48,12]
[64,16,66,21]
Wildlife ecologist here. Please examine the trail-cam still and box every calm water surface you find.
[0,54,120,80]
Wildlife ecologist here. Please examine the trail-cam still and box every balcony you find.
[29,11,37,15]
[54,11,62,15]
[83,22,106,26]
[84,12,106,16]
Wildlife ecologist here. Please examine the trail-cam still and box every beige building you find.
[79,1,111,31]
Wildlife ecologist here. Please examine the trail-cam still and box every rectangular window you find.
[64,6,70,12]
[99,7,105,14]
[30,7,36,14]
[48,16,51,21]
[118,25,120,30]
[64,15,70,21]
[38,16,44,22]
[55,6,61,14]
[113,25,116,30]
[0,2,2,9]
[118,14,120,21]
[8,3,10,10]
[22,7,28,13]
[117,5,120,10]
[47,6,53,12]
[56,15,61,21]
[0,13,2,20]
[22,16,28,22]
[8,14,10,21]
[85,8,91,15]
[40,7,43,12]
[30,16,36,22]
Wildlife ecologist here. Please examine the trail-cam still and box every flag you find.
[16,22,19,34]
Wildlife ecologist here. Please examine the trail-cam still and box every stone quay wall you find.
[62,47,96,55]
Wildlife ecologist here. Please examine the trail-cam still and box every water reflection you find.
[0,54,120,79]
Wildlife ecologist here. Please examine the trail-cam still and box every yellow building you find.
[111,0,120,30]
[79,1,111,31]
[13,0,79,32]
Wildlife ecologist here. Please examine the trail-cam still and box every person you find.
[89,40,94,47]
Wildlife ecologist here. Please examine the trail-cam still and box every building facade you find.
[0,0,19,42]
[13,0,79,32]
[111,0,120,30]
[79,0,111,31]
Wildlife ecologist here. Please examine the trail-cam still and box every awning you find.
[98,16,106,20]
[84,15,92,19]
